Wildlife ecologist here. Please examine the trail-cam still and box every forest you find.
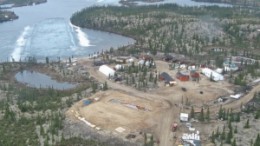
[71,4,260,57]
[71,5,260,85]
[0,62,107,146]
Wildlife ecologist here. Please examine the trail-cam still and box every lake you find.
[0,0,231,62]
[15,70,77,90]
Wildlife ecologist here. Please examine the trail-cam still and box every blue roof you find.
[160,72,174,82]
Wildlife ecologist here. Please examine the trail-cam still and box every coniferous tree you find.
[190,106,195,119]
[244,119,250,129]
[254,134,260,146]
[218,105,223,119]
[206,107,210,122]
[103,81,108,90]
[230,109,234,122]
[232,139,237,146]
[211,131,215,144]
[226,127,233,144]
[255,110,260,119]
[46,57,49,64]
[223,109,226,120]
[234,125,238,133]
[216,127,220,138]
[221,126,226,140]
[199,107,204,122]
[226,109,230,121]
[220,140,223,146]
[236,113,240,122]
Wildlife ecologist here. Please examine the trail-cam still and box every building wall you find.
[177,75,189,81]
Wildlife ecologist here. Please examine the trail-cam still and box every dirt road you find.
[156,108,175,146]
[222,84,260,111]
[76,58,260,146]
[78,58,176,146]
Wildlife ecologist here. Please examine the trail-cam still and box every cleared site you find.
[67,90,169,137]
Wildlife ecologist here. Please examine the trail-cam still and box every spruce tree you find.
[244,119,250,129]
[236,113,240,122]
[232,139,237,146]
[254,134,260,146]
[216,127,220,138]
[230,109,234,122]
[46,57,49,64]
[218,105,223,119]
[226,128,233,144]
[223,109,226,120]
[220,140,223,146]
[199,107,204,122]
[206,107,210,122]
[255,110,260,119]
[226,109,230,121]
[103,81,108,90]
[234,125,238,133]
[190,106,195,119]
[221,126,226,140]
[211,131,215,144]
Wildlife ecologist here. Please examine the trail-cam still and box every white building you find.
[138,60,154,67]
[115,64,124,70]
[215,68,223,74]
[99,65,115,77]
[180,113,189,122]
[202,68,224,81]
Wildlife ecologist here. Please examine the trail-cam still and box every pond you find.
[15,70,77,90]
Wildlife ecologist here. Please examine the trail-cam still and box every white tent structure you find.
[202,68,224,81]
[99,65,115,77]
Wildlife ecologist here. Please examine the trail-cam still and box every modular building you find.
[201,68,224,81]
[99,65,115,77]
[190,71,200,81]
[180,113,189,122]
[177,71,190,81]
[159,72,177,86]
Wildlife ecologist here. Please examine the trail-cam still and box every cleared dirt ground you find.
[68,90,169,133]
[66,58,259,146]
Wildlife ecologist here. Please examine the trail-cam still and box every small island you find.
[0,0,47,23]
[0,10,18,23]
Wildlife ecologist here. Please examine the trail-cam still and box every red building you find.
[190,71,200,81]
[176,71,189,81]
